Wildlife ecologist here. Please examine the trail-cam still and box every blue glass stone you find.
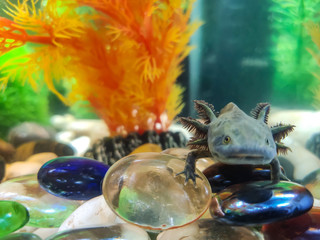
[37,157,109,200]
[212,181,314,226]
[0,233,41,240]
[203,163,287,193]
[46,224,150,240]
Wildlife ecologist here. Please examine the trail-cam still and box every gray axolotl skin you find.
[208,103,277,165]
[178,100,295,185]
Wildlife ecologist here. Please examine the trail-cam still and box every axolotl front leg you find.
[176,150,212,185]
[270,157,290,184]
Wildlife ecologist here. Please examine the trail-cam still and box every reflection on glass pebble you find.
[157,219,263,240]
[262,206,320,239]
[102,153,212,230]
[0,200,29,237]
[38,157,109,200]
[0,174,82,228]
[302,168,320,199]
[161,148,217,171]
[46,224,150,240]
[0,233,41,240]
[203,163,287,193]
[212,181,314,226]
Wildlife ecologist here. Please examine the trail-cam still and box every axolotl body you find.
[178,100,294,184]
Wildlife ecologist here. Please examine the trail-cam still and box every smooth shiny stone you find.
[0,139,15,163]
[302,168,320,199]
[102,153,212,231]
[262,207,320,240]
[59,195,121,231]
[129,143,162,154]
[46,224,150,240]
[38,157,109,200]
[14,140,74,162]
[4,152,57,181]
[0,157,5,182]
[203,163,287,193]
[157,219,263,240]
[0,174,82,227]
[212,181,314,226]
[33,228,58,240]
[8,122,54,148]
[0,233,41,240]
[0,200,29,237]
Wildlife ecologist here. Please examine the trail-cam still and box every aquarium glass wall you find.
[184,0,320,115]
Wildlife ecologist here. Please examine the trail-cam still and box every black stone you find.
[203,162,287,193]
[84,131,187,166]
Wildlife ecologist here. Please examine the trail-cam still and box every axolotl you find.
[178,100,294,184]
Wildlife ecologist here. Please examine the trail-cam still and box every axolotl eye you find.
[223,136,231,144]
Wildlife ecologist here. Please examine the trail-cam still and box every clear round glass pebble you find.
[102,152,212,231]
[0,174,82,228]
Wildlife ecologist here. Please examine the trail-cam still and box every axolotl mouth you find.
[212,146,276,165]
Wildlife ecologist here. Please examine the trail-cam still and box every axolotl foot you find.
[176,165,202,186]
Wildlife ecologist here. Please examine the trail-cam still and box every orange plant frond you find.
[5,0,50,34]
[0,17,28,54]
[0,52,39,91]
[135,55,163,82]
[1,0,200,135]
[165,83,185,126]
[4,0,85,46]
[307,48,320,66]
[305,22,320,51]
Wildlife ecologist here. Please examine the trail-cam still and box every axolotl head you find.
[207,103,277,165]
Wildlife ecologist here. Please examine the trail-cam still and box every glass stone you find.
[262,206,320,239]
[212,181,314,226]
[0,157,4,182]
[102,152,212,231]
[0,200,29,237]
[38,156,109,200]
[46,224,150,240]
[0,233,41,240]
[58,195,118,231]
[302,168,320,199]
[0,174,82,228]
[162,148,217,171]
[158,219,262,240]
[203,163,287,193]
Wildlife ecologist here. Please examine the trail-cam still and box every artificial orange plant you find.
[0,0,200,136]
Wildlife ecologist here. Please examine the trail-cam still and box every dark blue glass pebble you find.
[37,157,109,200]
[203,163,287,193]
[212,181,314,226]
